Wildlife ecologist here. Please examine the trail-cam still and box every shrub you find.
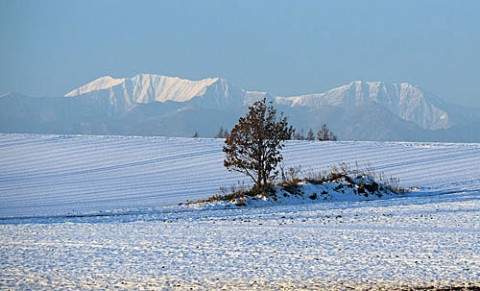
[279,164,302,184]
[193,183,249,205]
[235,198,247,207]
[281,181,303,196]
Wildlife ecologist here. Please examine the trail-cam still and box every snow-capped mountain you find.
[64,74,247,114]
[1,74,478,141]
[275,81,450,130]
[64,74,452,130]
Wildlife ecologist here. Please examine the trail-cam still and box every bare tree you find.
[215,126,229,138]
[317,124,337,141]
[293,128,305,140]
[306,128,315,141]
[223,98,293,194]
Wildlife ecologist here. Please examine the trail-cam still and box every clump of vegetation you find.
[188,180,283,207]
[187,183,250,207]
[304,162,407,195]
[276,164,302,194]
[189,162,407,207]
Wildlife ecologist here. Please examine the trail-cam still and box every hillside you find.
[1,133,479,218]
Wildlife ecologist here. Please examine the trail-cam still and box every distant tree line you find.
[191,127,230,138]
[215,124,336,141]
[215,127,230,138]
[292,124,337,141]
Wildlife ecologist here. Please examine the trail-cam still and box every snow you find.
[0,133,479,289]
[64,76,125,97]
[130,74,220,103]
[65,73,221,104]
[1,134,480,218]
[1,192,479,289]
[1,134,479,218]
[65,74,224,105]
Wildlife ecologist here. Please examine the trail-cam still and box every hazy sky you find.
[1,0,479,106]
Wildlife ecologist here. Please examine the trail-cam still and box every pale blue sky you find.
[1,0,479,106]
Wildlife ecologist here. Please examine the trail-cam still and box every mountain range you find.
[1,73,479,142]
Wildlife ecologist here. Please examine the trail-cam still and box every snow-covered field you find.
[1,134,479,289]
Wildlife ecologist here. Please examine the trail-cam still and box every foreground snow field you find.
[0,134,479,289]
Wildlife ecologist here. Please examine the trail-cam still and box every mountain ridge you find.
[1,73,478,142]
[64,74,453,130]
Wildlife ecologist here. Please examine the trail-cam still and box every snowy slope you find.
[64,76,126,96]
[65,74,219,103]
[1,133,479,218]
[0,133,479,289]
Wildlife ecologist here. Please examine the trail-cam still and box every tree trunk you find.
[257,168,262,191]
